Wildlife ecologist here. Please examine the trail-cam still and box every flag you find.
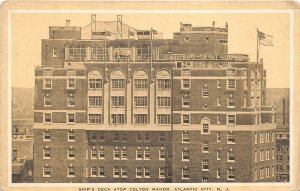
[258,31,273,46]
[128,30,135,37]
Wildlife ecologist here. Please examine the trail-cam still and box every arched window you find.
[201,118,210,134]
[156,69,171,90]
[111,69,125,89]
[133,69,148,90]
[88,69,102,89]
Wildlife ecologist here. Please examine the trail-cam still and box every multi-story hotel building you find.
[33,15,276,183]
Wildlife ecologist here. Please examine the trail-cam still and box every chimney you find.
[65,20,70,27]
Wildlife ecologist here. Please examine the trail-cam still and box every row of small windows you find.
[254,166,275,180]
[181,79,237,90]
[276,154,289,161]
[181,131,235,144]
[181,167,236,181]
[254,131,275,144]
[254,148,275,162]
[181,148,236,162]
[181,114,236,126]
[182,94,238,108]
[43,130,170,142]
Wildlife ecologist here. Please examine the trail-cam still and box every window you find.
[145,133,150,142]
[44,96,51,106]
[227,79,236,89]
[266,150,270,160]
[159,148,165,160]
[134,97,147,107]
[67,113,75,124]
[227,150,235,162]
[260,150,264,161]
[111,79,125,89]
[44,69,52,76]
[227,168,235,180]
[43,130,51,141]
[227,69,235,76]
[202,86,208,97]
[227,133,235,144]
[182,95,189,107]
[91,167,97,177]
[67,78,76,89]
[217,132,221,142]
[217,150,220,160]
[114,149,120,160]
[68,166,75,177]
[91,148,97,159]
[182,150,190,161]
[134,79,148,89]
[181,69,190,76]
[88,114,102,124]
[68,47,86,60]
[243,80,247,90]
[272,166,275,177]
[136,149,143,160]
[182,79,190,89]
[89,96,102,107]
[266,167,270,178]
[159,168,166,178]
[182,132,190,143]
[114,133,120,142]
[159,132,166,142]
[217,169,221,178]
[202,141,209,153]
[260,133,264,143]
[255,169,258,180]
[266,132,270,142]
[68,148,75,159]
[157,97,171,107]
[228,96,235,107]
[202,160,209,171]
[99,148,105,159]
[111,96,125,107]
[227,115,236,125]
[89,79,102,89]
[217,115,221,124]
[272,148,275,159]
[255,132,258,144]
[255,151,257,162]
[113,167,120,177]
[260,168,264,179]
[68,130,75,141]
[122,133,127,142]
[243,96,247,107]
[67,95,75,107]
[134,114,147,124]
[202,124,209,134]
[217,80,221,88]
[217,97,221,106]
[43,165,51,177]
[276,155,283,161]
[44,78,52,89]
[202,178,208,183]
[67,69,76,76]
[121,167,127,178]
[136,167,143,178]
[136,133,142,142]
[144,148,150,160]
[12,150,17,161]
[121,148,127,160]
[44,113,52,123]
[111,114,125,124]
[144,167,150,178]
[182,114,190,124]
[43,147,50,159]
[157,79,171,89]
[182,168,189,179]
[157,115,170,124]
[277,165,283,171]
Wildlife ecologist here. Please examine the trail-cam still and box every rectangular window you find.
[217,169,221,178]
[181,69,190,76]
[182,79,190,89]
[255,133,258,144]
[227,115,236,125]
[121,167,127,178]
[202,178,208,183]
[88,114,102,124]
[182,95,189,107]
[227,169,235,180]
[44,69,52,76]
[111,96,125,107]
[157,79,171,89]
[217,132,221,142]
[217,150,220,160]
[260,168,264,179]
[114,149,120,160]
[67,78,76,89]
[44,78,52,89]
[111,114,125,124]
[99,149,105,159]
[67,113,75,123]
[134,79,148,89]
[159,132,166,142]
[91,148,97,159]
[227,79,236,89]
[68,148,75,159]
[227,151,235,162]
[266,150,270,160]
[227,133,235,144]
[68,47,86,60]
[89,79,102,89]
[202,87,208,97]
[182,150,190,161]
[43,148,50,159]
[134,97,148,107]
[43,166,51,177]
[91,167,97,177]
[44,130,51,141]
[121,149,127,160]
[182,132,190,143]
[266,167,270,178]
[217,115,221,124]
[89,96,102,107]
[202,160,209,171]
[157,97,171,107]
[228,97,235,107]
[202,124,209,134]
[66,166,76,177]
[67,69,76,76]
[182,114,190,124]
[136,133,142,142]
[145,133,150,142]
[255,151,257,162]
[217,80,221,88]
[144,148,150,160]
[136,149,143,160]
[182,168,189,179]
[68,130,75,141]
[111,79,125,89]
[244,80,247,90]
[113,167,120,177]
[134,114,148,124]
[44,96,51,106]
[260,150,264,161]
[144,167,150,178]
[157,114,171,124]
[136,167,143,178]
[44,113,52,123]
[227,69,236,76]
[159,168,166,178]
[217,97,221,106]
[260,133,264,143]
[202,141,209,153]
[67,96,75,107]
[159,149,165,160]
[114,133,120,142]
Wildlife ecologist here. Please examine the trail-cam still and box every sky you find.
[11,13,290,88]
